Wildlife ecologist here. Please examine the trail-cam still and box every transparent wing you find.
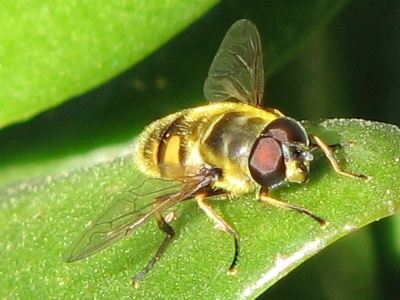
[63,178,196,262]
[204,19,264,106]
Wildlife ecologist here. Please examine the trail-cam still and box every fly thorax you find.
[203,111,264,168]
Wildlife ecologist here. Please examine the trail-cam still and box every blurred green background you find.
[0,0,399,299]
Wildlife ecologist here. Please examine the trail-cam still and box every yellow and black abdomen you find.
[134,102,282,194]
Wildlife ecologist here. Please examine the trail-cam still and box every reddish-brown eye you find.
[249,136,285,188]
[249,118,310,188]
[263,117,308,144]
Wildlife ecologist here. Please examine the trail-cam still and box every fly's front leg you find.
[132,212,175,288]
[196,195,239,275]
[309,134,371,181]
[258,188,328,226]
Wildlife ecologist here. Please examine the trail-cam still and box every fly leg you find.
[309,134,371,180]
[258,188,328,226]
[132,212,175,288]
[132,166,222,287]
[196,195,239,274]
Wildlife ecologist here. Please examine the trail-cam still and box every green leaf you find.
[1,119,399,299]
[0,0,218,127]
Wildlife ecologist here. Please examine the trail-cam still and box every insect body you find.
[135,101,286,195]
[63,19,369,286]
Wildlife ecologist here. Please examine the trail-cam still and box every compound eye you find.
[263,118,308,144]
[249,136,286,188]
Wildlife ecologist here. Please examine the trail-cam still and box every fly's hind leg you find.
[309,134,371,181]
[196,195,239,275]
[132,212,175,288]
[258,188,328,226]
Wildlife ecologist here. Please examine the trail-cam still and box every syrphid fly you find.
[63,19,369,287]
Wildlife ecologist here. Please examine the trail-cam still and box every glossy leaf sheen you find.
[0,0,218,127]
[0,119,399,299]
